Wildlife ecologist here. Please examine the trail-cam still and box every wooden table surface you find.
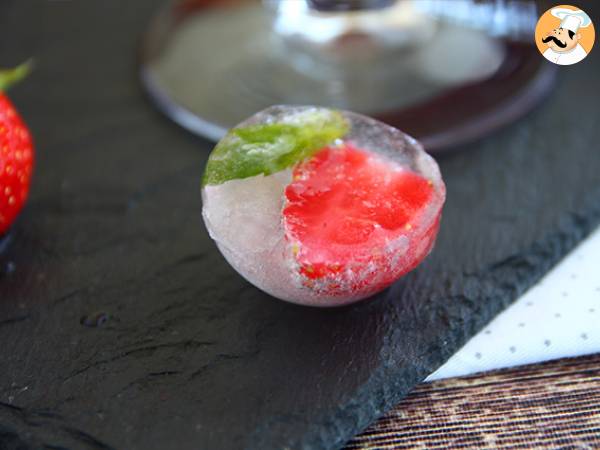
[346,354,600,449]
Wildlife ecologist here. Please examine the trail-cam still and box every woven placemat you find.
[347,354,600,448]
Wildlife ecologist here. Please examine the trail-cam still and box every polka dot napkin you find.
[427,226,600,381]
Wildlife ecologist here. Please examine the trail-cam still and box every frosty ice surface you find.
[202,106,445,307]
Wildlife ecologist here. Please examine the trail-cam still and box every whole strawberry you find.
[0,62,34,236]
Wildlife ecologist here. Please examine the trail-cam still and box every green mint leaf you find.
[202,110,349,186]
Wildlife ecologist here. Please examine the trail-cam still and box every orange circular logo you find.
[535,4,595,65]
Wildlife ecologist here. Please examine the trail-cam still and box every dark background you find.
[1,1,599,449]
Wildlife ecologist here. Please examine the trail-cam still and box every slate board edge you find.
[296,185,600,450]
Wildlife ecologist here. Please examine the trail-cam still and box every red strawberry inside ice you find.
[283,143,439,297]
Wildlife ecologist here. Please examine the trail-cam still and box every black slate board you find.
[1,1,600,449]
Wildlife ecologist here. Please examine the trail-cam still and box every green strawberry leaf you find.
[0,60,33,92]
[202,109,349,186]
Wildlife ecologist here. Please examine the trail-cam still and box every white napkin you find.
[428,226,600,381]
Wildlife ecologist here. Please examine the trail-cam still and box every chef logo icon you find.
[535,5,595,65]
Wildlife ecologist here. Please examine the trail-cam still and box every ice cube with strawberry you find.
[202,106,445,307]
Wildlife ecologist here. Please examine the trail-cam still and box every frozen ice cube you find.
[201,106,445,307]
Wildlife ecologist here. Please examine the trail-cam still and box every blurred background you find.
[140,0,555,151]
